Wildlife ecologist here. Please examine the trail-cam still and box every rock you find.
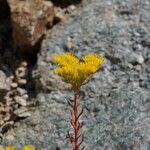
[129,53,145,65]
[22,94,29,100]
[18,79,27,85]
[10,82,18,88]
[16,88,27,96]
[4,129,15,141]
[14,96,27,106]
[32,67,69,92]
[15,67,26,77]
[0,71,10,90]
[7,0,54,51]
[0,121,14,133]
[3,113,11,121]
[135,54,144,64]
[69,5,76,11]
[9,76,14,80]
[54,7,66,22]
[0,117,4,126]
[4,91,14,100]
[32,0,149,149]
[19,61,28,68]
[1,0,150,149]
[14,107,31,117]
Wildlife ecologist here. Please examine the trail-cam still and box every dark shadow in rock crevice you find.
[0,0,20,74]
[50,0,82,8]
[0,0,11,18]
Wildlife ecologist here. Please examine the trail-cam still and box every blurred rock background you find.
[0,0,150,149]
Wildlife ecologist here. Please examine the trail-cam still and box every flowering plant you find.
[53,52,104,150]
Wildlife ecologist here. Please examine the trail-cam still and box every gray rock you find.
[17,79,27,85]
[15,67,26,77]
[16,88,27,96]
[129,53,145,65]
[0,121,14,133]
[10,82,18,88]
[2,0,150,149]
[14,107,31,117]
[0,70,10,90]
[14,96,27,106]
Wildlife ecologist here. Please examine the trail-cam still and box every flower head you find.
[53,52,104,89]
[23,146,35,150]
[53,52,79,67]
[0,146,5,150]
[5,147,15,150]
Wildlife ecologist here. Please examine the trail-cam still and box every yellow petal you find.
[23,146,35,150]
[0,146,5,150]
[5,146,15,150]
[53,52,79,67]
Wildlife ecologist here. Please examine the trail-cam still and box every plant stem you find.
[69,89,84,150]
[73,90,78,150]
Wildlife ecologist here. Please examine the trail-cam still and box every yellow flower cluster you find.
[0,146,35,150]
[53,52,104,89]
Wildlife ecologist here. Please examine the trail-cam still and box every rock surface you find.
[0,71,10,91]
[1,0,150,149]
[7,0,54,51]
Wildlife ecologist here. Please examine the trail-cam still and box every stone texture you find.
[7,0,54,51]
[0,61,29,136]
[1,0,150,149]
[0,71,10,91]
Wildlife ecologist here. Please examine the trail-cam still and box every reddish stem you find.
[74,90,78,150]
[68,89,84,150]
